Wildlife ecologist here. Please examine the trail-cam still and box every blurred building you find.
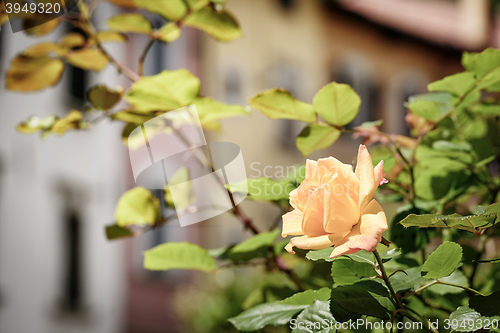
[0,0,496,333]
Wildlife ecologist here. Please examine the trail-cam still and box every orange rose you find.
[282,145,388,258]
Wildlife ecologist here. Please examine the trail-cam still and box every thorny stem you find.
[373,250,404,310]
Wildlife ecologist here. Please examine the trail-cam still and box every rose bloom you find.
[282,145,388,258]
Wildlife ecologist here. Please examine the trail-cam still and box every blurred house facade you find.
[0,0,496,333]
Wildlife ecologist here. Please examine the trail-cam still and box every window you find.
[66,26,88,103]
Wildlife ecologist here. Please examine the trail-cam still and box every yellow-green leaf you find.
[17,115,56,134]
[184,7,241,42]
[114,187,161,227]
[144,242,216,272]
[313,82,361,127]
[296,124,340,156]
[23,42,66,57]
[164,167,194,210]
[7,55,65,92]
[107,13,153,34]
[65,49,109,71]
[155,22,181,43]
[51,110,84,135]
[96,31,127,43]
[61,32,86,49]
[124,69,200,112]
[249,88,316,123]
[87,85,122,110]
[193,96,249,124]
[23,18,60,37]
[133,0,187,21]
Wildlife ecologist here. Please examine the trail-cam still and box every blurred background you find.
[0,0,496,332]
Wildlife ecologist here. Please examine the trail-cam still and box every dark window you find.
[67,26,88,103]
[277,0,295,10]
[62,210,82,312]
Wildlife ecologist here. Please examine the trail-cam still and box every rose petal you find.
[290,178,320,212]
[329,199,387,258]
[302,186,326,236]
[323,180,360,234]
[289,234,341,250]
[305,159,317,179]
[281,209,304,237]
[314,157,346,181]
[355,145,376,210]
[374,160,385,186]
[285,242,295,254]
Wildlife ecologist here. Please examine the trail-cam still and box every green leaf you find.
[193,97,249,124]
[357,119,383,128]
[249,88,316,123]
[186,0,210,11]
[469,291,500,317]
[296,125,340,156]
[421,241,462,279]
[107,13,153,34]
[143,241,216,272]
[65,49,109,71]
[242,286,295,310]
[390,267,426,293]
[124,69,200,111]
[331,258,377,285]
[105,224,134,240]
[400,212,499,233]
[227,229,280,261]
[306,248,334,262]
[281,288,331,305]
[114,187,160,227]
[184,7,242,42]
[6,55,65,92]
[292,300,336,333]
[87,85,122,110]
[407,92,452,121]
[312,82,361,127]
[428,270,468,295]
[449,306,497,332]
[462,48,500,90]
[133,0,187,21]
[330,280,395,319]
[155,22,181,43]
[427,72,476,97]
[229,177,297,201]
[229,288,331,331]
[228,303,308,331]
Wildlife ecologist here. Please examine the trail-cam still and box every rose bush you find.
[282,144,388,258]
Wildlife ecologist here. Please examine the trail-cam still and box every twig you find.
[275,255,305,291]
[138,38,155,77]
